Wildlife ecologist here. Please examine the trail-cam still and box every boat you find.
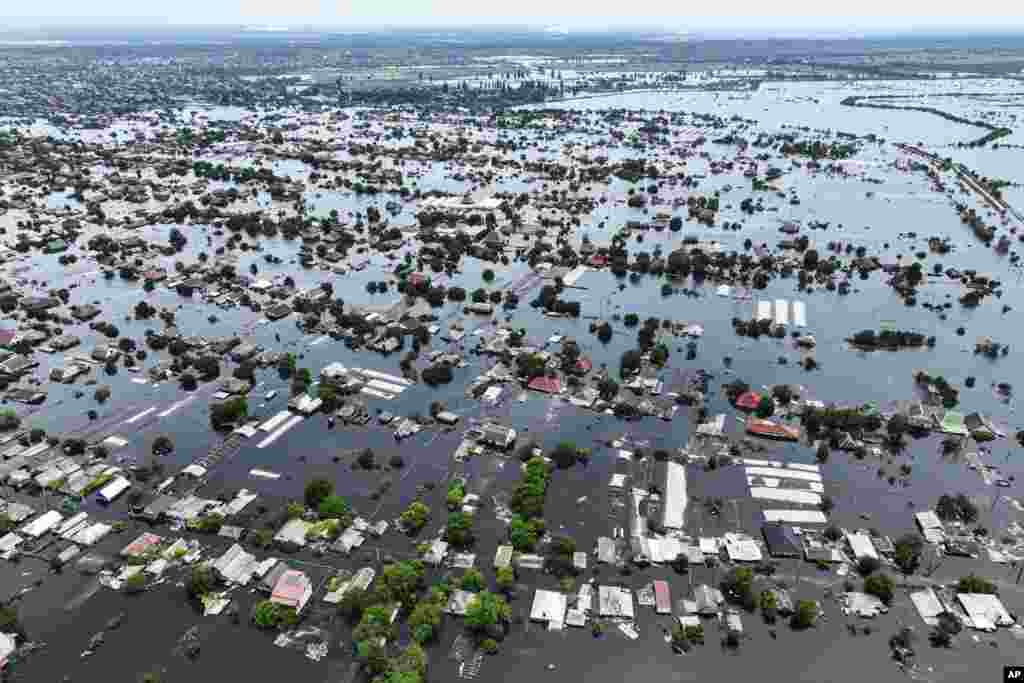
[264,390,277,400]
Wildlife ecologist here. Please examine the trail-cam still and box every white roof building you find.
[957,593,1014,631]
[723,533,763,562]
[598,586,635,619]
[530,589,568,624]
[20,510,63,538]
[845,530,878,561]
[212,543,259,585]
[661,461,687,530]
[97,475,131,503]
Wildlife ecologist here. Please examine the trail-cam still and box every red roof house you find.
[736,391,762,411]
[271,569,313,613]
[654,580,671,615]
[528,375,562,394]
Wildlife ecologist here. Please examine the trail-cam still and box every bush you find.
[304,479,333,508]
[480,638,499,654]
[482,269,495,282]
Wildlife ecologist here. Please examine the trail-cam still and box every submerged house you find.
[270,569,313,614]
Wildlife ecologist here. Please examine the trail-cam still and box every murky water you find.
[5,79,1024,681]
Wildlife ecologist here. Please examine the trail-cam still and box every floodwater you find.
[5,79,1024,681]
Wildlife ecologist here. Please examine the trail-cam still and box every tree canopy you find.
[465,591,510,631]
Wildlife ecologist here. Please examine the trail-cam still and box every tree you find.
[187,566,213,602]
[935,493,978,524]
[720,567,755,607]
[304,479,334,508]
[887,414,909,436]
[620,349,642,377]
[482,269,495,282]
[597,377,619,401]
[194,355,220,379]
[930,612,961,648]
[863,573,895,605]
[496,566,515,592]
[357,449,376,469]
[509,515,543,551]
[125,571,147,594]
[356,638,389,675]
[209,397,247,429]
[318,494,351,520]
[445,511,474,548]
[381,561,425,607]
[465,591,510,631]
[819,495,835,514]
[409,599,442,643]
[755,395,775,418]
[399,501,430,534]
[893,534,924,575]
[551,441,578,469]
[152,435,174,455]
[394,642,427,677]
[460,568,485,592]
[857,556,881,577]
[253,600,284,629]
[790,599,817,629]
[957,574,997,595]
[0,409,20,431]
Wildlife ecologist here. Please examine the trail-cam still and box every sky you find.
[1,0,1022,33]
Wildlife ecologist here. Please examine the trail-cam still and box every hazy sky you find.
[2,0,1021,32]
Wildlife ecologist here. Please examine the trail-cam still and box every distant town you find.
[0,24,1024,683]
